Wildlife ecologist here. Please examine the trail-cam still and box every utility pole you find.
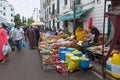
[102,0,107,79]
[73,0,76,39]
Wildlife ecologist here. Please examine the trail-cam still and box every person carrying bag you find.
[0,22,9,63]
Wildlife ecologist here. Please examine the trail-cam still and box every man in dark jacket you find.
[91,26,100,44]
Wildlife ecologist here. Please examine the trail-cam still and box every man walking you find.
[13,24,24,54]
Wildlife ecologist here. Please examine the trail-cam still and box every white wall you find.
[82,0,111,33]
[32,8,39,22]
[60,0,72,15]
[7,5,14,24]
[0,2,2,12]
[0,11,2,15]
[0,0,14,24]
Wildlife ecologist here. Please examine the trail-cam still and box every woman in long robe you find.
[28,26,37,49]
[0,23,8,63]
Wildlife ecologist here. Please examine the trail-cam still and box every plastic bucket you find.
[67,48,75,53]
[59,51,67,61]
[74,53,82,57]
[59,47,67,52]
[79,59,90,69]
[74,51,82,57]
[58,47,67,55]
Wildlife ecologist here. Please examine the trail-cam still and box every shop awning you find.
[58,8,91,21]
[58,14,72,21]
[74,8,90,18]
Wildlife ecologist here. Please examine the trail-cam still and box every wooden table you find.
[86,46,110,64]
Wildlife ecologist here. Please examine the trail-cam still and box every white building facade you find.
[32,8,39,22]
[40,0,111,33]
[40,0,60,30]
[0,0,15,24]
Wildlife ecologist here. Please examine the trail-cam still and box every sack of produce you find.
[72,50,82,57]
[76,27,87,41]
[66,53,74,65]
[68,56,80,71]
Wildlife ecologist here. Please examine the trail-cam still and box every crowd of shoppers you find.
[0,22,41,63]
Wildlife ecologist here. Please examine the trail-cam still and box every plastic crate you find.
[42,63,54,70]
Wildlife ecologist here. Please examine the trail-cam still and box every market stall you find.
[86,45,118,64]
[38,31,91,75]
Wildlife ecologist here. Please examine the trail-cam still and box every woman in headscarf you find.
[0,23,8,63]
[28,26,37,49]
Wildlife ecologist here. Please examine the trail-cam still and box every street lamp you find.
[72,0,76,39]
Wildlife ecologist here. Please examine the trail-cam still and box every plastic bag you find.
[22,41,27,48]
[2,44,11,55]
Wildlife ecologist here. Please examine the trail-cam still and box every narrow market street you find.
[0,44,101,80]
